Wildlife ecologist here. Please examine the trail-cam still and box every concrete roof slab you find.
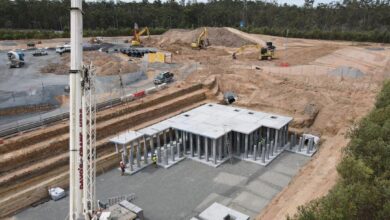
[113,103,292,141]
[110,130,144,145]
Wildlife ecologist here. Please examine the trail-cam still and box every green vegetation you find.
[0,28,167,40]
[0,0,389,42]
[290,80,390,220]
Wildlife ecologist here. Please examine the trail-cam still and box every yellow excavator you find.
[191,27,210,49]
[131,26,150,47]
[232,42,276,60]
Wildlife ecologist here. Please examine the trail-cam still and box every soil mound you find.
[158,27,256,48]
[41,51,139,76]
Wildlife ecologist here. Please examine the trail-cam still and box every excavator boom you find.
[191,27,209,49]
[232,42,275,60]
[131,27,150,46]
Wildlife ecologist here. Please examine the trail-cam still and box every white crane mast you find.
[69,0,83,219]
[69,0,97,219]
[82,64,97,219]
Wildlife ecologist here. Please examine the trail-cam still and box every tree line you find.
[0,0,389,42]
[290,80,390,219]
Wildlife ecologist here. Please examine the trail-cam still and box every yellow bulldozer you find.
[232,42,276,60]
[131,25,150,47]
[191,27,210,49]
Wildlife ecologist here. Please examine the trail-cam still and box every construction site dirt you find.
[0,27,389,219]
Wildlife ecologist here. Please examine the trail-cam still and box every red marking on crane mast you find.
[78,108,83,190]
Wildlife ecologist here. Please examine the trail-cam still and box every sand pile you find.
[41,51,139,75]
[158,27,256,48]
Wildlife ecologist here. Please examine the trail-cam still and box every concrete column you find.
[121,152,126,165]
[197,135,201,159]
[266,143,270,160]
[175,130,179,143]
[136,139,141,168]
[128,146,134,165]
[274,129,279,154]
[262,143,266,163]
[182,131,186,155]
[244,134,248,159]
[163,130,167,146]
[248,133,252,156]
[157,147,162,163]
[169,129,173,144]
[311,139,316,152]
[270,140,274,157]
[129,147,134,164]
[227,133,231,158]
[150,136,155,155]
[290,133,295,150]
[253,131,257,147]
[205,137,209,162]
[143,137,148,164]
[307,138,314,154]
[175,130,180,156]
[177,141,181,158]
[285,124,289,146]
[257,141,262,158]
[129,147,134,171]
[115,143,118,153]
[164,149,168,165]
[122,144,127,156]
[298,137,303,152]
[222,135,226,158]
[213,139,217,164]
[218,137,222,160]
[171,144,175,161]
[266,127,270,146]
[157,132,161,149]
[253,145,257,161]
[190,133,194,157]
[236,133,240,155]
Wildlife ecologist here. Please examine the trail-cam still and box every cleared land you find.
[0,27,389,219]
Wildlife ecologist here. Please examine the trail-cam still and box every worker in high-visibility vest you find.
[152,154,157,168]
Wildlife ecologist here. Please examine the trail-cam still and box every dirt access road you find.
[153,27,390,219]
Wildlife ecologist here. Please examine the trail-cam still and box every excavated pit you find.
[0,81,212,218]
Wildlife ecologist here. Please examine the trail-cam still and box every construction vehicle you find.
[33,49,48,56]
[153,71,174,85]
[7,51,25,68]
[261,42,276,60]
[131,25,150,47]
[224,91,237,105]
[56,43,71,55]
[191,27,210,49]
[89,36,103,44]
[232,42,276,60]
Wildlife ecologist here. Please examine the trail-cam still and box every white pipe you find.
[69,0,83,219]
